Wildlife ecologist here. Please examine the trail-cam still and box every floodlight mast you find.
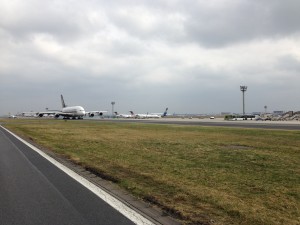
[264,105,267,114]
[240,86,247,115]
[111,101,115,118]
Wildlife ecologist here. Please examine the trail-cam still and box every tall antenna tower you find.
[111,101,115,118]
[240,86,247,115]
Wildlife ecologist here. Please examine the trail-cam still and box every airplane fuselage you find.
[61,106,86,117]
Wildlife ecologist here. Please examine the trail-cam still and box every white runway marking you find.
[1,126,155,225]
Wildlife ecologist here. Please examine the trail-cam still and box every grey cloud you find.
[97,0,300,48]
[107,7,185,44]
[276,55,300,73]
[266,0,300,34]
[1,0,300,116]
[183,0,300,47]
[0,0,96,43]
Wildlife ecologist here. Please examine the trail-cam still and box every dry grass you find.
[2,119,300,225]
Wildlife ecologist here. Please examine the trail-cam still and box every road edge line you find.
[0,126,155,225]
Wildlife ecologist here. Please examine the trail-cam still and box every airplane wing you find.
[85,111,107,117]
[22,112,39,117]
[36,111,61,118]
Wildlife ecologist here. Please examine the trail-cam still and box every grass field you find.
[1,119,299,225]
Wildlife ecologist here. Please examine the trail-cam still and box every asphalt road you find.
[0,126,136,225]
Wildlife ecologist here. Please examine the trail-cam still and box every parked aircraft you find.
[37,95,106,119]
[129,108,168,119]
[151,108,169,117]
[114,112,133,118]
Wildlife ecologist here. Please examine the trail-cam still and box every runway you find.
[0,126,152,225]
[92,118,300,131]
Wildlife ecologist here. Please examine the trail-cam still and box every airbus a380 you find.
[37,95,106,119]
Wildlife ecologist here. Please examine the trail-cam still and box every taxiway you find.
[92,117,300,131]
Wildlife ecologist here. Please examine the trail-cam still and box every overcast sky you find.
[1,0,300,116]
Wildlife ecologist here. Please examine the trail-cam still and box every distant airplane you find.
[8,114,17,119]
[36,95,106,119]
[114,112,133,118]
[151,107,169,117]
[129,108,168,119]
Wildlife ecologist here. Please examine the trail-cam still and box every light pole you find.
[111,101,115,118]
[264,105,267,114]
[240,86,247,115]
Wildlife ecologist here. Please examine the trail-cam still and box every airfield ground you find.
[1,118,299,225]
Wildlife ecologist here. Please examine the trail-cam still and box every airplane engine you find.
[54,114,60,118]
[38,113,44,117]
[89,113,94,117]
[99,112,103,116]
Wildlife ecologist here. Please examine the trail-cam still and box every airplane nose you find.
[78,108,85,116]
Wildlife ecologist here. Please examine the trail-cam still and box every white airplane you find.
[150,108,169,118]
[8,114,18,119]
[129,108,168,119]
[114,112,133,118]
[21,112,39,117]
[37,95,106,119]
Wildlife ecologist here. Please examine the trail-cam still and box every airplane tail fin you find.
[129,111,134,116]
[114,112,118,115]
[61,95,67,108]
[163,107,168,117]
